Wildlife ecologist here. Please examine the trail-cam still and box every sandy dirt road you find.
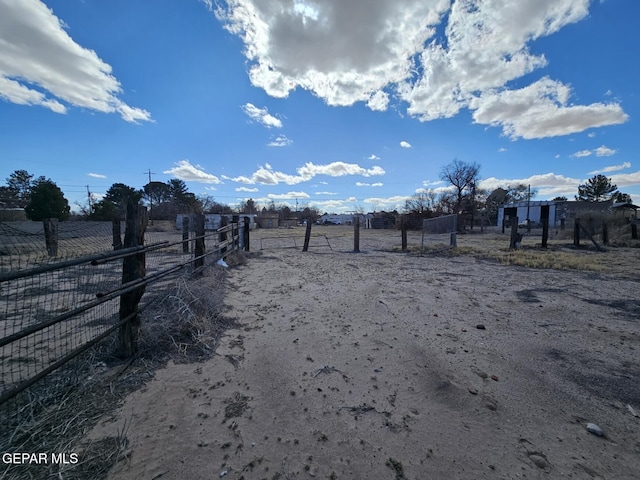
[92,228,640,480]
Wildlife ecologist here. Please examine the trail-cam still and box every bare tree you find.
[440,159,480,214]
[404,190,437,214]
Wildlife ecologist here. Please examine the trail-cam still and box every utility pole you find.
[86,185,93,215]
[144,169,156,225]
[526,184,531,233]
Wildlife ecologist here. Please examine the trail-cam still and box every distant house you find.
[317,214,355,225]
[612,202,638,222]
[368,211,397,229]
[497,201,560,227]
[498,200,631,229]
[175,213,256,230]
[257,212,280,229]
[0,208,27,221]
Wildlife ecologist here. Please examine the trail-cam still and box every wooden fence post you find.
[112,218,123,250]
[632,223,638,240]
[353,215,360,253]
[43,218,59,257]
[401,215,408,251]
[182,216,190,254]
[232,215,239,251]
[542,218,549,249]
[602,222,609,245]
[509,217,519,250]
[194,213,205,270]
[117,202,147,358]
[243,216,250,251]
[574,218,580,247]
[302,218,312,252]
[219,215,228,256]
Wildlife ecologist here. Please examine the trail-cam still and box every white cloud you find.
[267,191,310,200]
[356,182,383,187]
[470,78,628,140]
[241,103,282,128]
[589,162,631,175]
[217,0,628,139]
[594,145,616,157]
[236,186,259,192]
[231,161,385,185]
[315,191,338,196]
[572,149,592,158]
[0,0,151,122]
[421,180,444,187]
[367,154,380,161]
[367,90,389,111]
[610,170,640,187]
[481,172,583,198]
[163,160,223,184]
[268,134,292,147]
[572,144,617,159]
[588,132,596,138]
[400,141,412,149]
[363,195,411,210]
[498,147,507,153]
[87,172,106,179]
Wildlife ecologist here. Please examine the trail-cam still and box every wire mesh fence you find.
[0,218,243,429]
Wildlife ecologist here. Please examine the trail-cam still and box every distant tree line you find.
[402,160,633,227]
[0,166,632,225]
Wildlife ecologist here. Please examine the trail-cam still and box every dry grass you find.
[480,247,610,271]
[139,265,236,360]
[0,349,132,480]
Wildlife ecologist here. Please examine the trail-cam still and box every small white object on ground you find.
[586,423,604,437]
[217,258,229,268]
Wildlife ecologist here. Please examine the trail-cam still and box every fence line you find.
[0,214,246,411]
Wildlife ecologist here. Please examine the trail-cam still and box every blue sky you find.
[1,0,638,213]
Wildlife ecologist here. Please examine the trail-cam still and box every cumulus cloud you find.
[163,160,223,184]
[231,161,385,185]
[241,103,283,128]
[87,172,106,179]
[356,182,383,187]
[268,134,292,147]
[572,144,617,158]
[267,191,310,200]
[368,154,380,161]
[236,186,259,192]
[470,78,627,140]
[610,170,640,187]
[572,149,592,158]
[481,172,582,198]
[216,0,628,139]
[594,145,616,157]
[400,141,412,149]
[0,0,151,122]
[589,162,631,175]
[364,195,411,210]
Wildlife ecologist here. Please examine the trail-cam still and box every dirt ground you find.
[90,226,640,480]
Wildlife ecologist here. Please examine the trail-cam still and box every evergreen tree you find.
[576,175,618,202]
[25,178,70,221]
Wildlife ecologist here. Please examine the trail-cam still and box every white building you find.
[497,201,560,227]
[176,214,257,230]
